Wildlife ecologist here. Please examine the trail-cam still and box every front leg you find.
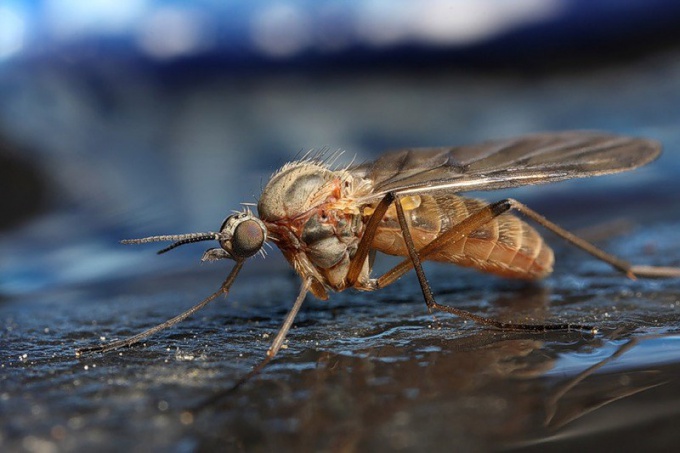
[345,192,396,288]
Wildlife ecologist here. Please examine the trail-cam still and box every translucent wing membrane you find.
[351,131,661,199]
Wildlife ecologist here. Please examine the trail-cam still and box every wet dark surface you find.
[3,51,680,452]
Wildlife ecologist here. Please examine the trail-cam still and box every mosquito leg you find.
[507,199,680,279]
[346,192,396,286]
[392,196,592,332]
[193,277,312,410]
[228,277,311,387]
[77,261,245,354]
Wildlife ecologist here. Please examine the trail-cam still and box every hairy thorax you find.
[257,160,372,299]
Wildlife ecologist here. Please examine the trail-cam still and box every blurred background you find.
[3,0,680,296]
[3,1,680,451]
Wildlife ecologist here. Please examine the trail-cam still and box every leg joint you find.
[489,198,514,216]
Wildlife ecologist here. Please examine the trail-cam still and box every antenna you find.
[121,233,219,255]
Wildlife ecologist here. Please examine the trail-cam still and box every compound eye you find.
[230,219,266,258]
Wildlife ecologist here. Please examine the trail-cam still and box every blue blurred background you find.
[2,0,680,65]
[2,0,680,295]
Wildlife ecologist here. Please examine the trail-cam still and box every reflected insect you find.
[78,131,680,384]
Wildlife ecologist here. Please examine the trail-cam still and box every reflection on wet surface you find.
[3,260,680,451]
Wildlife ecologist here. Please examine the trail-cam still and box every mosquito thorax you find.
[218,212,267,260]
[257,161,338,222]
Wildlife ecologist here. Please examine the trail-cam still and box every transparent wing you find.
[350,131,661,201]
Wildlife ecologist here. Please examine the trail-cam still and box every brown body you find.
[258,160,553,300]
[255,132,666,300]
[370,193,553,280]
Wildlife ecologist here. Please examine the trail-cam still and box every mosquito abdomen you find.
[371,194,554,280]
[445,196,554,279]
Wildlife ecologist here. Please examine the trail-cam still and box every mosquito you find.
[78,131,680,384]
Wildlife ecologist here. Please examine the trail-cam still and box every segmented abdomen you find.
[370,194,554,280]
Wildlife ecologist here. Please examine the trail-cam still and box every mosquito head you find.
[215,211,268,260]
[121,211,267,261]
